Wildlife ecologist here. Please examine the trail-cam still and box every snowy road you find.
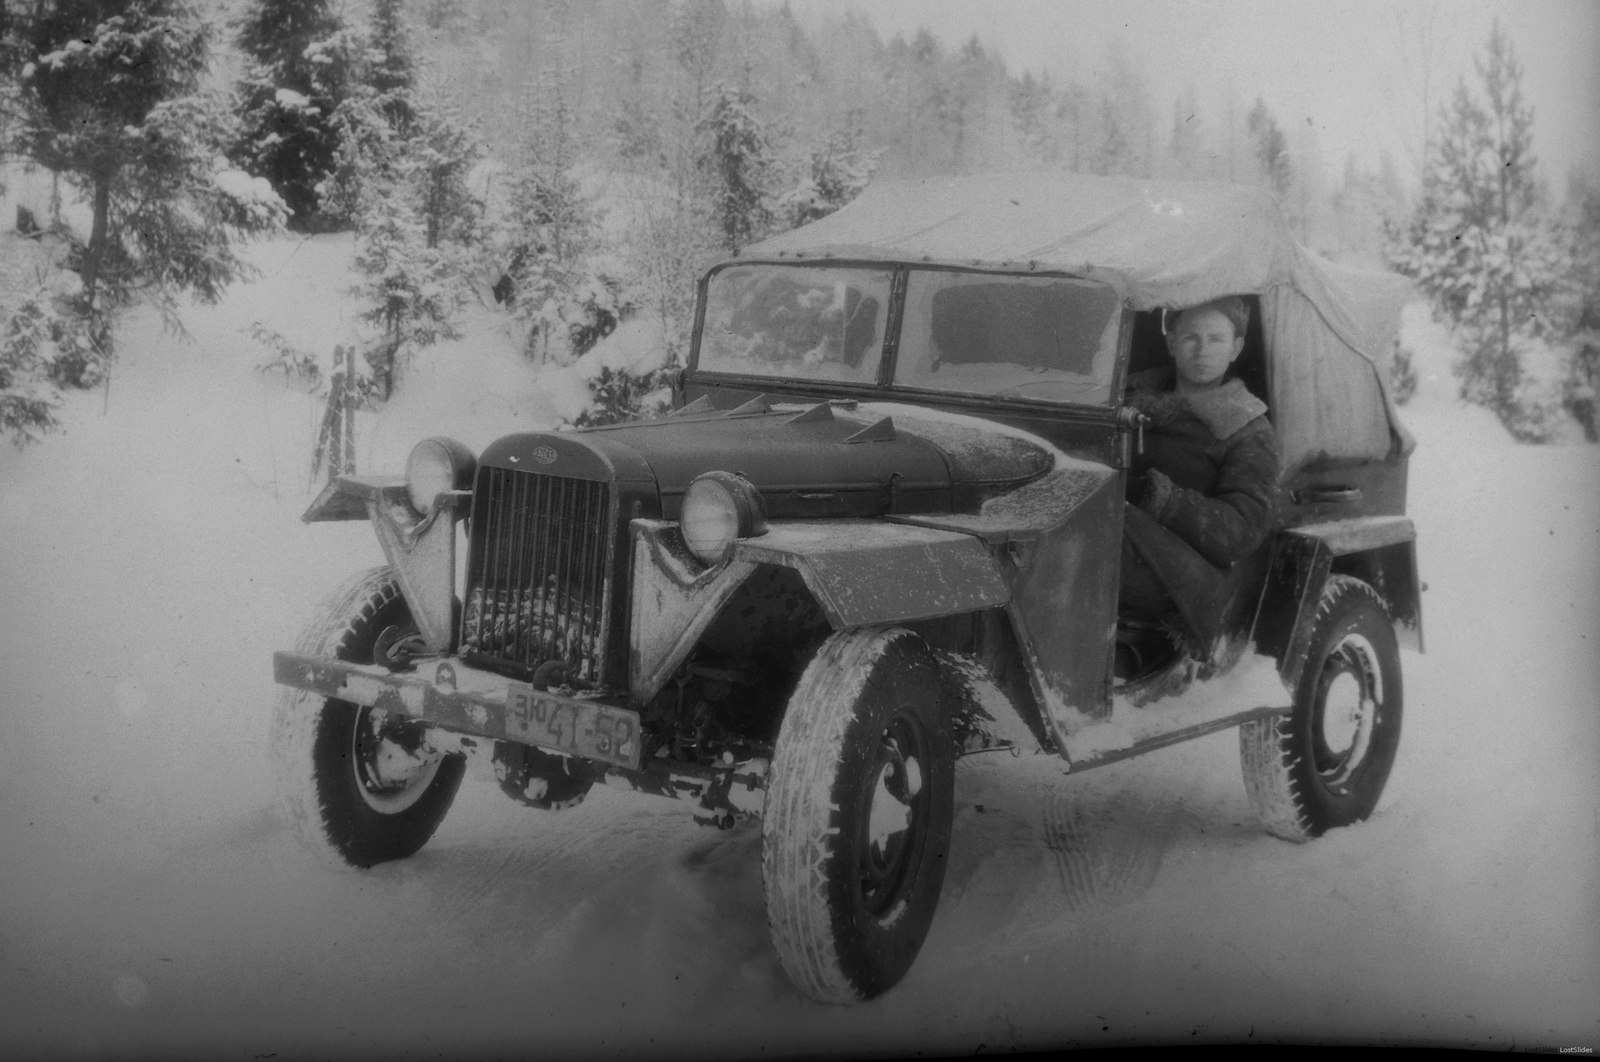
[1,245,1596,1059]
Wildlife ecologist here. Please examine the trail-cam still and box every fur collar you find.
[1129,367,1268,439]
[1185,379,1268,439]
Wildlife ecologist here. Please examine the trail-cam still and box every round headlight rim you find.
[405,436,477,516]
[680,470,766,564]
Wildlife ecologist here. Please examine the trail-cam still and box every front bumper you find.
[272,650,642,771]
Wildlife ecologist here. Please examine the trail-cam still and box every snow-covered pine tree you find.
[317,0,428,224]
[231,0,354,228]
[0,0,284,444]
[367,0,417,135]
[319,93,399,225]
[329,3,483,399]
[349,186,464,399]
[779,113,878,230]
[493,62,635,365]
[2,0,280,315]
[410,89,483,250]
[1245,97,1291,198]
[1386,20,1568,440]
[569,364,672,429]
[1557,180,1600,441]
[697,82,773,253]
[0,294,68,445]
[500,163,583,361]
[1008,71,1058,166]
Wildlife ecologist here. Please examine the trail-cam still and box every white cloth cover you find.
[745,174,1414,472]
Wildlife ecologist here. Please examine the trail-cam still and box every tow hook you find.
[374,624,427,672]
[530,659,596,692]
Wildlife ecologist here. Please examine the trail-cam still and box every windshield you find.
[698,265,893,384]
[895,270,1120,404]
[695,264,1122,405]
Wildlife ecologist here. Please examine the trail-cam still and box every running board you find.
[1063,704,1285,773]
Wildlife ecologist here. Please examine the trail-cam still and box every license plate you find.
[505,683,642,771]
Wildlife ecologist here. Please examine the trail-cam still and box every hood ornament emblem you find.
[531,445,558,464]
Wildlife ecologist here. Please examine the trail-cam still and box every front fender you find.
[628,518,1010,703]
[303,475,466,653]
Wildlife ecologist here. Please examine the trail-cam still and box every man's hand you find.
[1138,468,1178,521]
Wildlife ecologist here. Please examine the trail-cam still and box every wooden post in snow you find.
[312,344,359,483]
[341,342,357,475]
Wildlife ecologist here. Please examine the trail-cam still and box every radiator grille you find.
[461,466,613,684]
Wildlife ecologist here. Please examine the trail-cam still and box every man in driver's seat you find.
[1117,296,1281,681]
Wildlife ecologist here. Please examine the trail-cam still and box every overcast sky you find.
[784,0,1600,193]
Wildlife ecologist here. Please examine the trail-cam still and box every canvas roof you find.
[745,174,1414,471]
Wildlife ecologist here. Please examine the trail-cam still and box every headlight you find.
[405,437,477,515]
[680,471,766,563]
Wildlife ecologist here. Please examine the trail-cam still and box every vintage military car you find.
[272,174,1421,1004]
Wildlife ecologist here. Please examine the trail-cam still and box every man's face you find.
[1167,307,1244,390]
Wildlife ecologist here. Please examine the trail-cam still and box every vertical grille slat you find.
[550,476,569,668]
[583,485,605,645]
[555,477,576,666]
[462,466,614,685]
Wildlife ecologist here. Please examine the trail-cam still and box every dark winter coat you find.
[1121,367,1281,649]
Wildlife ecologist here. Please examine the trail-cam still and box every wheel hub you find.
[353,707,444,812]
[859,714,927,921]
[1313,634,1382,791]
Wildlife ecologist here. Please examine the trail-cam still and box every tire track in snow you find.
[433,824,624,927]
[1040,775,1182,909]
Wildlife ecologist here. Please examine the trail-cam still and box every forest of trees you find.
[0,0,1595,442]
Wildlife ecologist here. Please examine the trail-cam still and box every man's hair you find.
[1172,296,1250,339]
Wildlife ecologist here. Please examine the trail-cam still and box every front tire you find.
[1241,575,1403,841]
[272,566,465,867]
[762,628,955,1003]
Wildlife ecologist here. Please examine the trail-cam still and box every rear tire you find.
[272,567,465,867]
[1241,575,1402,841]
[762,627,955,1003]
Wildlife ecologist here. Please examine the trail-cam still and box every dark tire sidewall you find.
[305,572,464,868]
[1285,585,1402,833]
[309,700,466,867]
[820,634,955,998]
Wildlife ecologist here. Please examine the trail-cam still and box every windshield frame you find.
[689,259,1130,411]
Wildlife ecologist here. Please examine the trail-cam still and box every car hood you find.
[477,399,1055,519]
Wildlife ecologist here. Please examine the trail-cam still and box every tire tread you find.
[1240,575,1397,841]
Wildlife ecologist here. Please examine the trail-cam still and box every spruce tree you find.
[779,114,877,229]
[1245,97,1291,197]
[1,0,270,312]
[410,94,482,250]
[1386,20,1566,439]
[697,83,772,253]
[1558,182,1600,440]
[1008,71,1057,164]
[232,0,353,228]
[0,0,283,443]
[368,0,417,134]
[349,189,463,399]
[336,4,478,396]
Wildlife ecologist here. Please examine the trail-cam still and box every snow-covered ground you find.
[1,234,1596,1060]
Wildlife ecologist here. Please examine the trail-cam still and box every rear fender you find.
[302,475,468,653]
[1255,516,1422,690]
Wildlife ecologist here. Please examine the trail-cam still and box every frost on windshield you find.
[698,265,893,384]
[896,271,1120,405]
